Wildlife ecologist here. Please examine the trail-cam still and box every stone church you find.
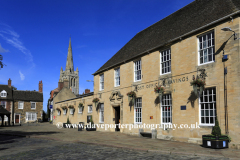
[59,38,79,95]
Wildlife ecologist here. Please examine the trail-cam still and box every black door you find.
[115,107,120,131]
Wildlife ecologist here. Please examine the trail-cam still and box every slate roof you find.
[94,0,240,75]
[0,85,13,100]
[0,106,10,115]
[13,90,43,102]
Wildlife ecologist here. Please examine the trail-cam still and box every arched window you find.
[0,90,7,97]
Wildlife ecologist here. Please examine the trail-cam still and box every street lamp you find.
[86,80,94,88]
[221,27,238,40]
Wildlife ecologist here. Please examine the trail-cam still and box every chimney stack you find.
[85,89,90,94]
[39,80,43,93]
[63,79,69,88]
[8,78,12,88]
[58,81,64,91]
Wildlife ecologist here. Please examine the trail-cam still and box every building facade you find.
[53,0,240,148]
[0,79,43,124]
[59,37,79,95]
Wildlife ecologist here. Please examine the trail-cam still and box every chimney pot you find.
[39,80,43,93]
[8,78,12,88]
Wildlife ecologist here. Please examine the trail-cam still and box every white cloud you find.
[0,24,34,67]
[0,43,9,53]
[19,70,25,80]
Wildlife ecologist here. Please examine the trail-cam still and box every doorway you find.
[15,114,20,124]
[114,106,120,131]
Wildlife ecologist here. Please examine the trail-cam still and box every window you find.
[18,101,24,109]
[199,31,215,64]
[134,98,142,124]
[0,115,8,121]
[115,68,120,87]
[26,112,37,121]
[134,60,141,81]
[199,88,216,126]
[161,94,172,124]
[58,110,61,116]
[100,74,104,91]
[99,103,104,123]
[0,90,7,97]
[1,101,6,108]
[70,108,74,115]
[31,102,36,109]
[88,105,92,113]
[63,109,67,115]
[161,49,171,74]
[78,107,83,113]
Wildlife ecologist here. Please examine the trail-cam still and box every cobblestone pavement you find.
[0,135,229,160]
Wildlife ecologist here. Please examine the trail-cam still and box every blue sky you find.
[0,0,194,112]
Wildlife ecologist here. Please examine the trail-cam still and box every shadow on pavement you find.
[0,131,60,136]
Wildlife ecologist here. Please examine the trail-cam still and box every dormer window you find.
[0,90,7,97]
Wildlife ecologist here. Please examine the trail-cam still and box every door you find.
[15,115,19,123]
[115,107,120,131]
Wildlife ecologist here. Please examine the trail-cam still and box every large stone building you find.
[59,37,79,95]
[53,0,240,149]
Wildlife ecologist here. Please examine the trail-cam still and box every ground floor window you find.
[200,87,216,125]
[70,108,74,115]
[0,115,8,121]
[99,103,104,123]
[26,112,37,121]
[63,109,67,115]
[134,98,142,124]
[161,94,172,124]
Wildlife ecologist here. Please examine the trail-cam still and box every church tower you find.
[59,37,79,95]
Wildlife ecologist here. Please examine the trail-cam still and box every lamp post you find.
[221,27,237,134]
[221,27,238,40]
[86,80,94,91]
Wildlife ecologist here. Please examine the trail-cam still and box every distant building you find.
[59,37,79,95]
[0,79,43,125]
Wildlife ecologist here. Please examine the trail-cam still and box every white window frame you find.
[78,107,83,113]
[134,60,142,82]
[99,74,104,91]
[198,31,215,65]
[99,103,104,123]
[63,109,67,115]
[26,112,37,121]
[1,101,6,108]
[114,68,120,87]
[57,110,61,116]
[0,90,7,97]
[161,94,172,124]
[18,101,24,109]
[199,87,216,126]
[160,49,171,75]
[134,98,142,124]
[88,105,93,113]
[31,102,36,110]
[70,108,74,115]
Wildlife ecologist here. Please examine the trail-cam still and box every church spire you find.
[65,37,74,72]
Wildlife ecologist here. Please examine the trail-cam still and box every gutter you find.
[93,10,240,75]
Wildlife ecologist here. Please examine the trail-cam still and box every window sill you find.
[160,72,171,76]
[198,61,215,66]
[78,112,83,114]
[88,112,92,114]
[99,122,104,124]
[199,124,214,127]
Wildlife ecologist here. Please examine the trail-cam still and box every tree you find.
[0,55,6,69]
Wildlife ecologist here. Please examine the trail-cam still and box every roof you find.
[0,106,10,115]
[94,0,240,75]
[56,92,94,104]
[13,90,43,102]
[0,85,13,100]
